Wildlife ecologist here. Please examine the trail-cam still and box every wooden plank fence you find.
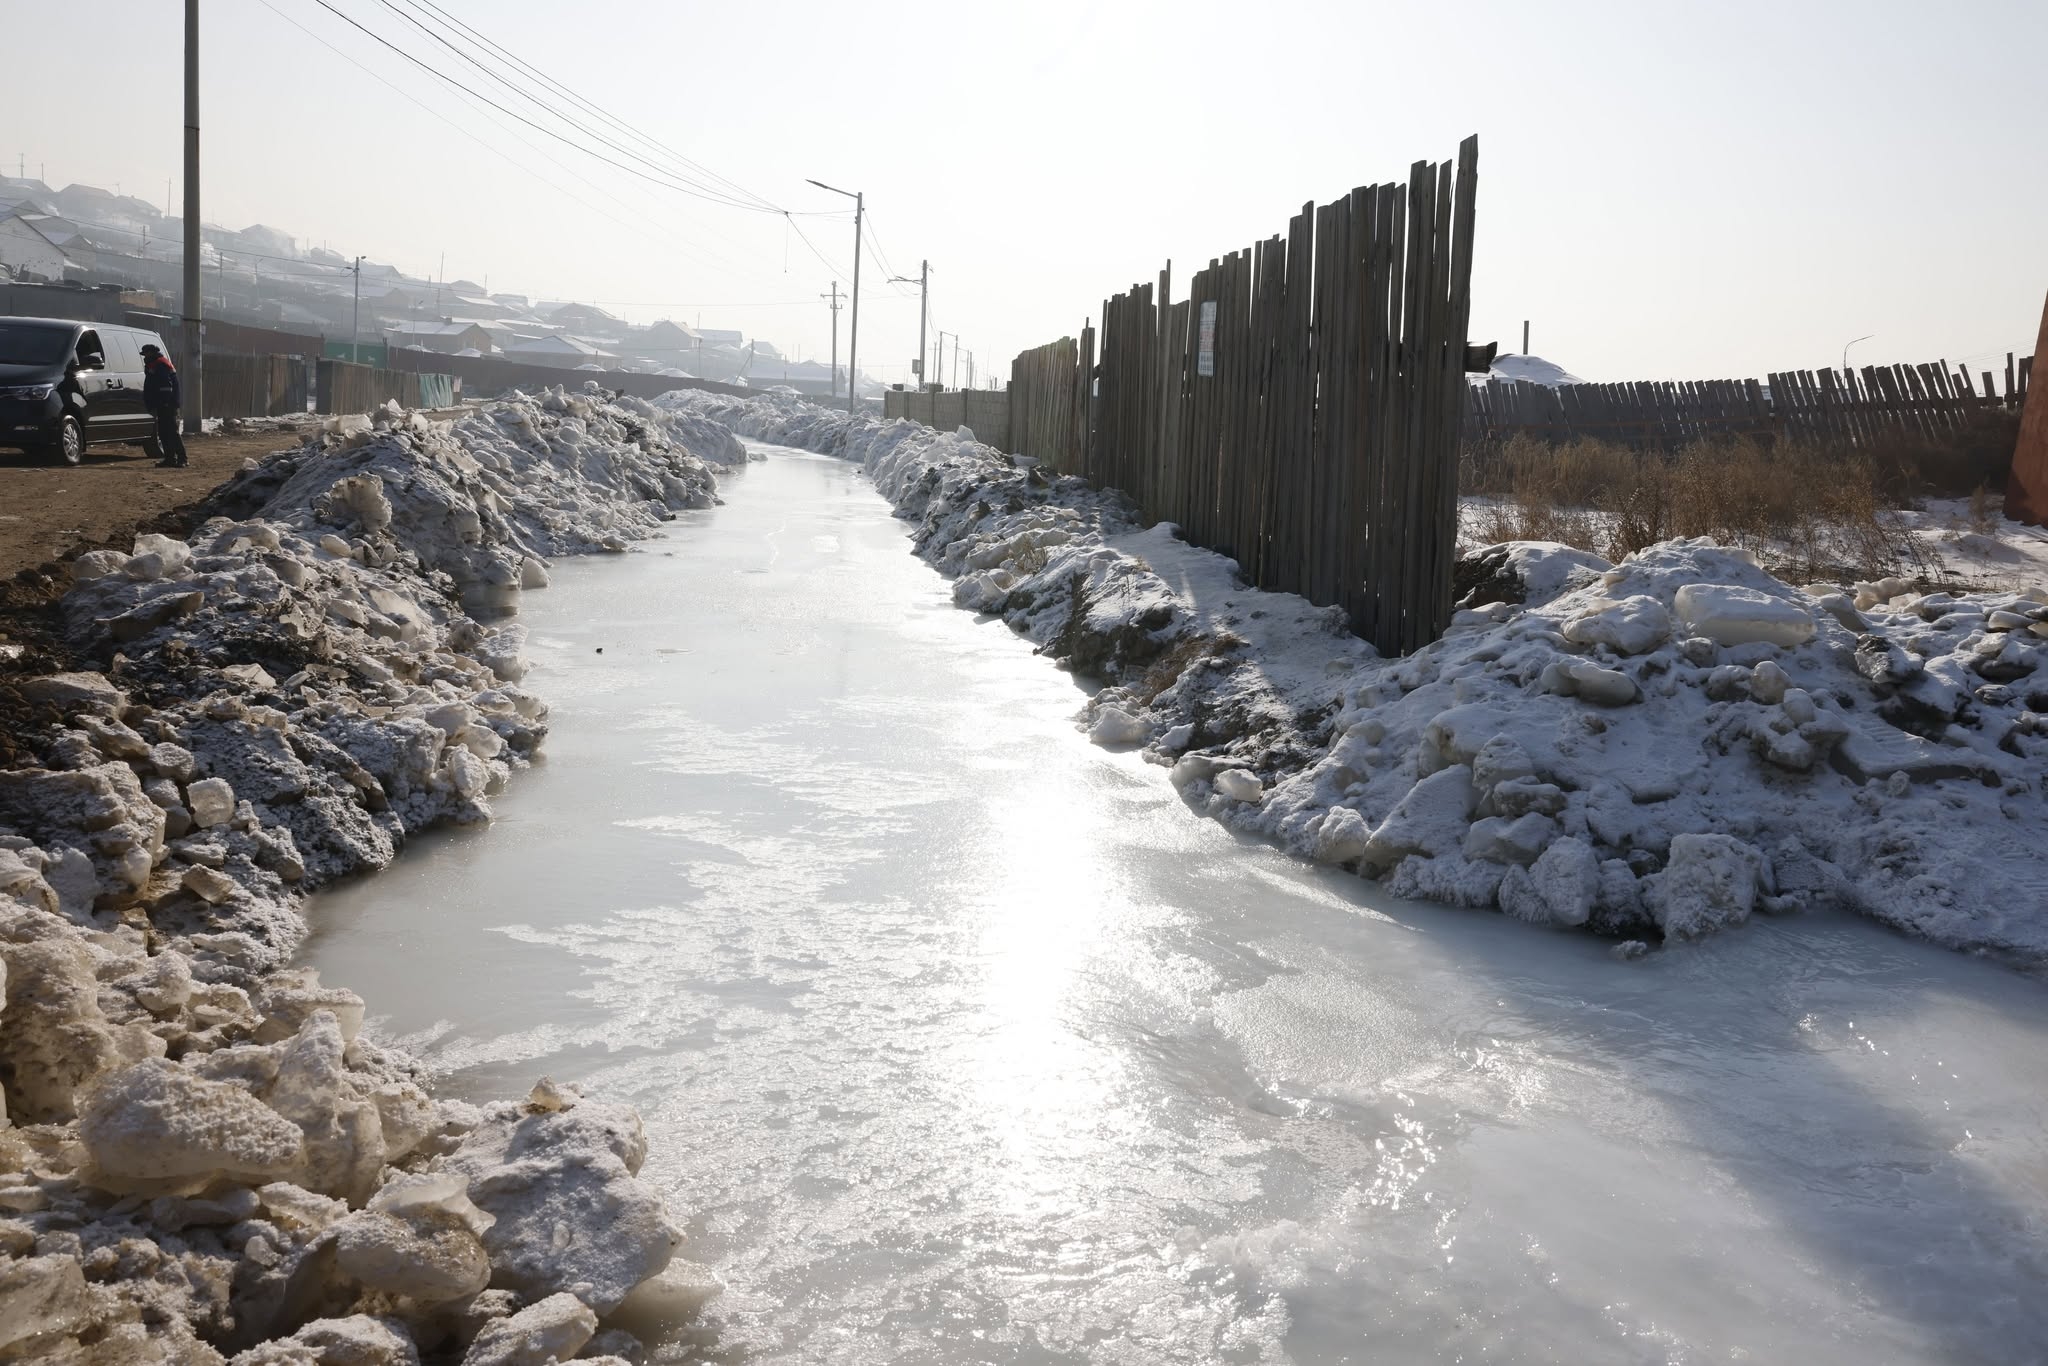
[1466,354,2032,449]
[314,358,455,416]
[199,352,310,420]
[1008,137,1480,657]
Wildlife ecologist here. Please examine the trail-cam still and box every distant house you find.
[476,321,555,353]
[505,334,615,369]
[239,224,296,258]
[696,328,744,347]
[544,302,624,337]
[0,209,77,280]
[384,320,493,354]
[640,319,699,351]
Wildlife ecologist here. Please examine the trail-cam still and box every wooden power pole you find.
[181,0,203,433]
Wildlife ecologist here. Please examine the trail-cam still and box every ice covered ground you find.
[672,392,2048,968]
[303,442,2048,1364]
[0,386,742,1362]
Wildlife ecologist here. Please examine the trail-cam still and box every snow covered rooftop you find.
[1478,353,1585,387]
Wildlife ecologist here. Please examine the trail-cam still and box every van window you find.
[0,321,75,366]
[75,330,105,368]
[101,330,141,373]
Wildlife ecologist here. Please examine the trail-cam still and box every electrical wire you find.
[262,0,772,284]
[371,0,797,216]
[307,0,778,213]
[307,0,862,289]
[403,0,798,216]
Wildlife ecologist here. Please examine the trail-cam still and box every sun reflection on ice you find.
[954,764,1140,1222]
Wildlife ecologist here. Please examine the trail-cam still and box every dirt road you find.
[0,429,307,579]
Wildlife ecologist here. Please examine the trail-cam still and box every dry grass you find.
[1859,409,2020,503]
[1463,433,1941,583]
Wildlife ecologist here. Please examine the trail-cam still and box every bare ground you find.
[0,429,306,581]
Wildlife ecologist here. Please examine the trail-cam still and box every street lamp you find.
[1841,334,1874,374]
[807,179,862,415]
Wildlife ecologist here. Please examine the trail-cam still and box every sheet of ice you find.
[306,446,2048,1364]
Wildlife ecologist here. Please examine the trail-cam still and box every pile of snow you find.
[672,389,2048,966]
[0,384,736,1362]
[1475,353,1584,387]
[1899,497,2048,594]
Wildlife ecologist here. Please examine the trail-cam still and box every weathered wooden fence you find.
[1466,354,2033,448]
[315,358,456,415]
[1009,137,1479,656]
[1010,337,1085,474]
[200,352,311,419]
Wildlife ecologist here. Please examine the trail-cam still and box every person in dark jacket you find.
[140,344,188,467]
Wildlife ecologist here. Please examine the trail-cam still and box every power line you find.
[786,215,853,282]
[370,0,794,215]
[304,0,850,288]
[403,0,791,216]
[260,0,766,283]
[306,0,778,213]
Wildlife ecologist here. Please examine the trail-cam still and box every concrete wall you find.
[382,345,755,402]
[883,388,1011,451]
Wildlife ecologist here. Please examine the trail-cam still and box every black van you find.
[0,317,175,465]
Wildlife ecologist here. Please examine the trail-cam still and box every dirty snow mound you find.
[672,389,2048,969]
[0,383,722,1361]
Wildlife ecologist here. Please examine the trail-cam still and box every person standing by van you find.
[140,343,188,467]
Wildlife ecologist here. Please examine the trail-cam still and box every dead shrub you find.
[1459,432,1937,583]
[1858,408,2020,502]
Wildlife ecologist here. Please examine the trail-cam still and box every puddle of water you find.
[307,446,2048,1364]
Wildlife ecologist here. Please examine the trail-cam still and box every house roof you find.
[0,209,81,267]
[507,335,610,356]
[385,320,485,337]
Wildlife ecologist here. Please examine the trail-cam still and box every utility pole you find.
[181,0,203,434]
[820,281,843,397]
[889,259,929,390]
[1522,320,1528,356]
[806,178,862,414]
[351,256,364,362]
[936,331,956,390]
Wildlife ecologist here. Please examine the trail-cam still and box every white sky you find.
[8,0,2045,387]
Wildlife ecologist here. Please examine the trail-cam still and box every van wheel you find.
[53,416,84,466]
[141,434,165,461]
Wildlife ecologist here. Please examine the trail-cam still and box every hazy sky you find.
[10,0,2045,387]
